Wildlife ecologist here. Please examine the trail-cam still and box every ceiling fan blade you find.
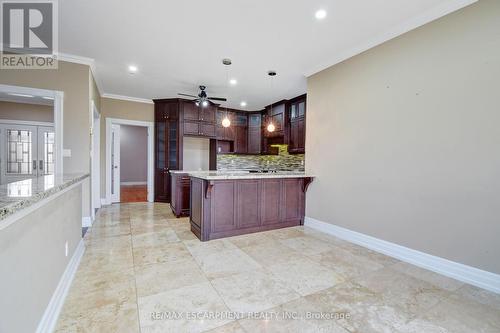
[208,97,227,101]
[178,93,198,98]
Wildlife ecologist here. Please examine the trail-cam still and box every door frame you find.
[0,84,63,176]
[90,101,101,220]
[110,124,121,203]
[105,117,154,204]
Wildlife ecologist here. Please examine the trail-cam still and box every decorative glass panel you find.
[168,122,177,169]
[157,123,166,169]
[44,131,55,175]
[7,130,32,174]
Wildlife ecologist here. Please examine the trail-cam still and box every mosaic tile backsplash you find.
[217,145,305,172]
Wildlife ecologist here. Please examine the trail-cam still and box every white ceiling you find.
[0,91,54,106]
[58,0,474,109]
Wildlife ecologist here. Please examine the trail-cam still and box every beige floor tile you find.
[227,232,276,248]
[264,226,307,240]
[305,281,412,333]
[193,248,263,279]
[56,203,497,333]
[453,284,500,311]
[55,300,140,333]
[184,238,238,258]
[267,256,344,296]
[134,258,209,297]
[238,297,348,333]
[138,282,231,333]
[205,321,246,333]
[210,270,300,313]
[279,236,335,255]
[354,267,451,316]
[175,229,199,241]
[391,262,464,292]
[307,246,385,280]
[133,242,192,267]
[240,241,303,267]
[131,228,180,247]
[406,293,500,333]
[131,222,173,235]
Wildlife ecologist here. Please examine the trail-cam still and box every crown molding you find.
[101,93,154,104]
[304,0,478,77]
[55,52,104,96]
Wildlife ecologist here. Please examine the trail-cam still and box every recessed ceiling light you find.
[240,101,247,107]
[229,78,237,85]
[9,93,33,98]
[315,9,327,20]
[128,65,138,74]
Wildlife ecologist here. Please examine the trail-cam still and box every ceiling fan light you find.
[267,123,275,132]
[201,100,209,107]
[222,117,231,128]
[195,101,200,107]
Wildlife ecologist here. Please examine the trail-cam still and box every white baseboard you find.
[121,181,147,186]
[35,239,85,333]
[304,216,500,294]
[82,216,92,228]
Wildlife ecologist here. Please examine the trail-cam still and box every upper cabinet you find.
[288,95,306,154]
[263,101,287,138]
[247,113,261,154]
[182,101,217,138]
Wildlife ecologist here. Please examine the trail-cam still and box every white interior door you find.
[91,112,101,216]
[111,124,121,203]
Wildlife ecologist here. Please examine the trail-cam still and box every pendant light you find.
[267,70,277,132]
[222,59,232,128]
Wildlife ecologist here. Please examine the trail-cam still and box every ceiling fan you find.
[178,85,227,107]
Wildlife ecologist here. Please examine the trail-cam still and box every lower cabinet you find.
[190,177,309,241]
[170,173,190,217]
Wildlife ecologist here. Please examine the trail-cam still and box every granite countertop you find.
[0,173,89,223]
[187,171,314,180]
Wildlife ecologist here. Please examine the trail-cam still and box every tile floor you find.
[55,203,500,333]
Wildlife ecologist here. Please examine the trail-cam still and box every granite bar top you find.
[186,171,314,180]
[0,173,89,223]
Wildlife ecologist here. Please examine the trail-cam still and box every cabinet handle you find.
[39,160,43,170]
[33,160,37,170]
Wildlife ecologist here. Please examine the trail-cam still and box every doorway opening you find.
[0,85,63,185]
[105,118,154,204]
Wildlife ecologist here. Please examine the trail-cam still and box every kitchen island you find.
[187,171,313,241]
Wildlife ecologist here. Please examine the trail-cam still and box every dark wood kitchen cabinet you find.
[288,95,306,153]
[170,172,190,217]
[190,176,314,241]
[247,113,261,154]
[216,110,236,141]
[182,101,216,138]
[234,113,248,154]
[153,99,182,202]
[263,101,287,138]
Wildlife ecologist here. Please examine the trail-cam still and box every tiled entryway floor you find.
[55,203,500,332]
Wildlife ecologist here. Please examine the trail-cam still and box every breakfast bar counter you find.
[187,171,314,241]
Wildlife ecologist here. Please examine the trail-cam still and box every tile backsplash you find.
[217,145,305,171]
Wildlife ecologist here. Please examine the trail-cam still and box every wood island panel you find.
[190,177,312,241]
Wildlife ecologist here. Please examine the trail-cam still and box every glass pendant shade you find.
[222,117,231,128]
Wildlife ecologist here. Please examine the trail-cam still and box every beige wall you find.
[0,61,92,216]
[99,97,154,197]
[0,184,82,333]
[0,101,54,122]
[306,0,500,274]
[183,137,210,171]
